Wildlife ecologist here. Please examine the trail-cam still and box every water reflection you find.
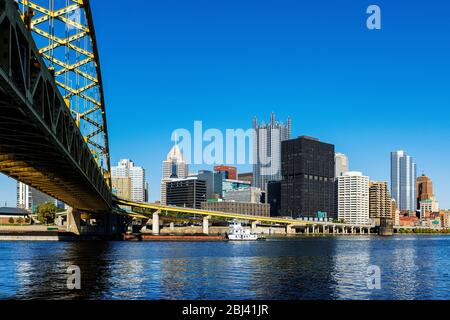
[1,236,450,300]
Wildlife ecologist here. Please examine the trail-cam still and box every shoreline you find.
[1,230,450,242]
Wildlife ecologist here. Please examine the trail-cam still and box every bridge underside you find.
[0,0,111,212]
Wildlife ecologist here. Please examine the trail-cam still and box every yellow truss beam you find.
[18,0,111,181]
[115,199,308,226]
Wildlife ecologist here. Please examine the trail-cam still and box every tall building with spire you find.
[160,144,188,205]
[390,151,417,211]
[252,113,291,192]
[416,174,434,208]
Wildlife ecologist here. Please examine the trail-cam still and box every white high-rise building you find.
[391,151,417,211]
[335,153,349,178]
[253,113,291,192]
[337,171,370,225]
[160,145,188,205]
[111,159,147,202]
[17,182,56,213]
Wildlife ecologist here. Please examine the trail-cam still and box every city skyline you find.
[0,0,449,208]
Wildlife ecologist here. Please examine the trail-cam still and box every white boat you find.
[226,221,259,241]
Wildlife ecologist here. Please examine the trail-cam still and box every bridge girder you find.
[15,0,111,181]
[0,0,111,212]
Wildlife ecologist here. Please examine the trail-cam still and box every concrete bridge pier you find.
[152,212,160,235]
[251,221,260,233]
[67,208,81,235]
[286,225,296,234]
[203,216,211,234]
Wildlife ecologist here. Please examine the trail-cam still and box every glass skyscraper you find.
[252,113,291,192]
[391,151,417,211]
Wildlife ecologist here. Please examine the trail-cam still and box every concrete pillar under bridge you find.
[203,216,211,235]
[67,208,126,238]
[286,225,296,234]
[152,211,160,235]
[67,208,81,235]
[251,221,260,233]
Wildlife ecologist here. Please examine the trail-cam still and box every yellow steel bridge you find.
[115,198,308,226]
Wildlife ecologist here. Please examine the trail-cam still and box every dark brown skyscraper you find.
[281,136,335,219]
[416,174,434,209]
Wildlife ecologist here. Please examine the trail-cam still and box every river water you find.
[1,235,449,300]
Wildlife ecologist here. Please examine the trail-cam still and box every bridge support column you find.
[332,225,336,234]
[152,212,160,235]
[251,221,260,234]
[312,225,315,234]
[67,208,81,235]
[170,222,175,231]
[305,225,309,234]
[203,216,211,235]
[286,225,295,234]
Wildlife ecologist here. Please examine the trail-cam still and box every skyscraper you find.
[160,145,188,205]
[335,153,349,177]
[111,159,147,202]
[391,151,417,211]
[166,177,206,209]
[17,182,56,213]
[281,136,335,219]
[337,172,370,225]
[253,113,291,192]
[193,170,223,200]
[416,174,434,209]
[369,181,392,226]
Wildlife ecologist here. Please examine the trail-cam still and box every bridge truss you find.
[16,0,111,182]
[0,0,111,211]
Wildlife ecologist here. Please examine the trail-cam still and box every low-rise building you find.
[399,216,420,227]
[440,210,450,228]
[223,187,262,204]
[0,207,30,224]
[419,197,439,219]
[222,179,251,194]
[201,200,269,217]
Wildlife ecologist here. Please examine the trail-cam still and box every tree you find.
[36,202,57,225]
[16,217,24,225]
[8,217,14,224]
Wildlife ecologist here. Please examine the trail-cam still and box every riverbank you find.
[397,228,450,234]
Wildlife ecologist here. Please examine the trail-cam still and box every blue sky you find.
[1,0,449,208]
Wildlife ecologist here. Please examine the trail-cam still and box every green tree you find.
[16,217,24,225]
[8,217,14,224]
[36,202,57,225]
